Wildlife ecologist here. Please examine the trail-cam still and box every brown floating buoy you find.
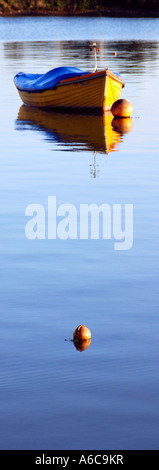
[73,325,91,341]
[111,99,133,118]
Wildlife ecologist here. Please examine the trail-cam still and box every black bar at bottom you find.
[0,450,158,466]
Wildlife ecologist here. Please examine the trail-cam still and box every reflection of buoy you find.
[73,325,91,341]
[73,338,91,352]
[111,99,133,118]
[112,117,133,134]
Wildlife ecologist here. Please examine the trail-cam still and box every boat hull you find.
[15,70,124,112]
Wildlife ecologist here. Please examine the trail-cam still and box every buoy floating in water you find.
[111,99,133,118]
[73,325,91,341]
[73,325,91,352]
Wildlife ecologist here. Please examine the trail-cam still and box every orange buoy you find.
[113,51,117,56]
[111,99,133,118]
[73,325,91,341]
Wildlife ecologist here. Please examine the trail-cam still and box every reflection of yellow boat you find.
[17,105,125,154]
[14,66,124,112]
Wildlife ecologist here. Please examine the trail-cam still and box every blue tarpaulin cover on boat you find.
[14,67,89,92]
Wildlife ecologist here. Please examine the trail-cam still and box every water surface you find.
[0,17,159,450]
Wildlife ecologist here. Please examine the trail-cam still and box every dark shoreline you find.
[0,8,159,18]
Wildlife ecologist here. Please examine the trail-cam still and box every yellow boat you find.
[16,105,126,154]
[14,66,124,113]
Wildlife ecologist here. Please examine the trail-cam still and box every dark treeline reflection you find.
[106,41,159,74]
[4,40,159,75]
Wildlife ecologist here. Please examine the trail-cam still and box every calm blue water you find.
[1,16,159,41]
[0,17,159,450]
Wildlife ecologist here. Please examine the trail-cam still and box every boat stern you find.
[104,70,124,111]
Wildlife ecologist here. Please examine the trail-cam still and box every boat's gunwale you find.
[59,69,124,87]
